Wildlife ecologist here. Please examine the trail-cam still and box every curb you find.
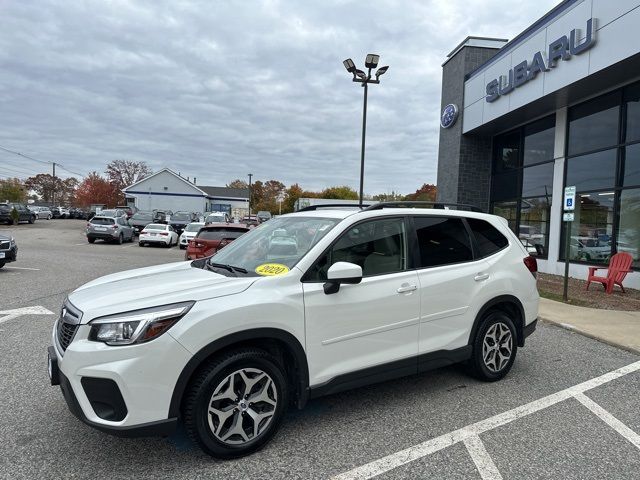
[539,316,640,356]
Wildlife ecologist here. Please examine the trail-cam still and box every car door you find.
[303,216,420,387]
[412,216,490,367]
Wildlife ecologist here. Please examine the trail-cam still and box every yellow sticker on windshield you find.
[255,263,290,276]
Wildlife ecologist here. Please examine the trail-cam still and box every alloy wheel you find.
[482,322,513,373]
[207,368,278,445]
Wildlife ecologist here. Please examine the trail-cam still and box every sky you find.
[0,0,559,195]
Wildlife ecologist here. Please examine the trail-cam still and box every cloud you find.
[0,0,559,194]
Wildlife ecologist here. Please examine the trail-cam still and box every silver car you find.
[29,206,53,220]
[86,216,135,244]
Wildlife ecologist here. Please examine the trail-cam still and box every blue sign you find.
[440,104,459,129]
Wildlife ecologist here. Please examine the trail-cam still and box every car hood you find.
[68,261,257,323]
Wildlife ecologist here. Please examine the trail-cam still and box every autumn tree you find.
[75,172,121,207]
[282,183,304,214]
[0,178,26,203]
[320,185,359,200]
[404,183,437,202]
[24,174,62,203]
[253,180,286,214]
[106,160,152,202]
[227,179,248,189]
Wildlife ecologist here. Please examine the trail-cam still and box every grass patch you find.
[538,289,592,308]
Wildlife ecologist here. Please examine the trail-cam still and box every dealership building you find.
[437,0,640,288]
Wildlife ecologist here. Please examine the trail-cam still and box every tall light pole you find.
[343,55,389,207]
[247,173,253,216]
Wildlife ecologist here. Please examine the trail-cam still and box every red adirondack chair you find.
[585,252,634,294]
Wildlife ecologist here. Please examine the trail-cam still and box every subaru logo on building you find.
[440,103,459,129]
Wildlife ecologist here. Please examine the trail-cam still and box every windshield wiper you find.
[206,262,248,276]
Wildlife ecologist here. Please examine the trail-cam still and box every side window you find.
[414,217,473,268]
[307,217,407,280]
[467,218,509,258]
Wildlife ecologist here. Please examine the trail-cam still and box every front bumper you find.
[50,320,192,436]
[0,246,18,263]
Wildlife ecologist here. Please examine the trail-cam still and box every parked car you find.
[129,211,155,234]
[98,208,128,219]
[116,205,138,219]
[86,216,135,244]
[256,210,272,223]
[51,206,70,219]
[48,206,539,459]
[152,210,169,223]
[0,233,18,268]
[29,206,53,220]
[185,223,250,260]
[178,222,205,249]
[169,211,197,234]
[0,203,36,224]
[204,212,230,224]
[139,223,179,247]
[241,215,260,227]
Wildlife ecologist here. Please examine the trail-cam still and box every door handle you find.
[397,284,417,294]
[474,273,490,282]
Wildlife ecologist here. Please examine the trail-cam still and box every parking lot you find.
[1,220,639,479]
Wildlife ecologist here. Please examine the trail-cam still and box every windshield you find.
[209,216,340,276]
[172,213,192,221]
[132,213,152,220]
[185,223,204,232]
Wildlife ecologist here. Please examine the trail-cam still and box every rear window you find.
[91,217,115,225]
[197,228,247,241]
[132,213,152,220]
[414,216,473,268]
[145,224,166,231]
[172,213,192,221]
[466,218,509,258]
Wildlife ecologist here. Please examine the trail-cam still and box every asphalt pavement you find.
[1,220,639,479]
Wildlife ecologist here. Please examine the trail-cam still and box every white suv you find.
[48,204,539,458]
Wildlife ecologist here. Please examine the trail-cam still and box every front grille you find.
[0,241,9,250]
[56,301,82,353]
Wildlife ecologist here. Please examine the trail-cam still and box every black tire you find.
[138,242,144,247]
[88,237,96,244]
[0,262,5,269]
[467,311,518,382]
[117,233,124,245]
[47,214,52,220]
[28,215,35,224]
[183,348,288,459]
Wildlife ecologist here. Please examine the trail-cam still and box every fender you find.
[168,328,309,418]
[468,295,526,347]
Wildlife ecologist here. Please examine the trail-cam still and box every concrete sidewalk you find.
[538,297,640,354]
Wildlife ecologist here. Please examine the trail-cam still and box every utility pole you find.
[52,162,57,206]
[247,173,253,216]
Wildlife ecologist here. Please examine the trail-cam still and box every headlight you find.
[88,301,194,346]
[10,237,15,246]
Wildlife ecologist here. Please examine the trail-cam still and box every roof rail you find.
[297,203,373,212]
[362,201,483,213]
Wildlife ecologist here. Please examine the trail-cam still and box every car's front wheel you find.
[183,349,288,459]
[0,261,5,269]
[87,237,95,244]
[468,311,517,381]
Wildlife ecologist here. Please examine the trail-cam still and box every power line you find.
[0,165,42,177]
[0,143,86,178]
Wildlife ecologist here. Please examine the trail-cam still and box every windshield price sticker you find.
[255,263,290,276]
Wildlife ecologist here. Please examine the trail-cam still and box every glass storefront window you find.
[523,116,555,165]
[567,92,620,156]
[491,171,519,201]
[618,189,640,268]
[522,162,554,198]
[493,201,517,232]
[623,143,640,188]
[625,82,640,144]
[494,131,520,172]
[566,149,617,192]
[561,193,614,264]
[519,197,551,257]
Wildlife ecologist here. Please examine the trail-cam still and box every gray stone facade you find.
[436,44,501,212]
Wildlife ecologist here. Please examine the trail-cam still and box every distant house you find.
[122,168,249,215]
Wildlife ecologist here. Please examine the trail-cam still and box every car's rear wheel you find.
[468,311,517,381]
[47,214,52,220]
[183,349,288,459]
[117,233,124,245]
[28,215,35,224]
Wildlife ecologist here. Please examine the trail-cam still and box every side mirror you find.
[324,262,363,295]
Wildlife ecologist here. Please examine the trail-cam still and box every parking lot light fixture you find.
[342,54,388,207]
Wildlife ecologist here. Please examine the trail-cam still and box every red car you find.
[185,223,250,260]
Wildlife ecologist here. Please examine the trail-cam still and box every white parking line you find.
[463,434,503,480]
[0,306,55,324]
[3,266,40,271]
[574,392,640,450]
[331,360,640,480]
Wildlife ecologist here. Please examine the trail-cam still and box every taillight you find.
[111,225,118,229]
[523,255,537,278]
[160,232,168,236]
